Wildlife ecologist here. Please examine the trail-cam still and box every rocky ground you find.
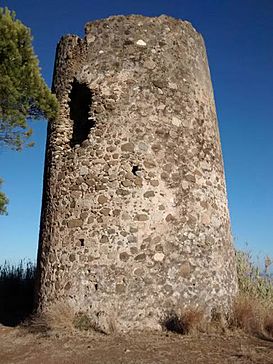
[0,325,273,364]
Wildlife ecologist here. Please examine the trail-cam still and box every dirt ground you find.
[0,325,272,364]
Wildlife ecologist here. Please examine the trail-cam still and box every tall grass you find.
[0,260,36,326]
[230,250,273,338]
[236,250,273,301]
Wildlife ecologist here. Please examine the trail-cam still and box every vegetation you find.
[0,178,8,215]
[1,250,272,339]
[236,249,273,301]
[0,260,36,326]
[231,250,273,337]
[0,7,58,150]
[0,7,58,213]
[162,308,205,335]
[162,250,273,338]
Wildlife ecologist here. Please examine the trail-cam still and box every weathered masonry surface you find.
[37,15,238,332]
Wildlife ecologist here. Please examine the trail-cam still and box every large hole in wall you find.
[68,79,95,147]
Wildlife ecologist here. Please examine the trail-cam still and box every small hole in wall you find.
[132,165,139,176]
[79,239,85,247]
[94,283,98,291]
[68,78,95,147]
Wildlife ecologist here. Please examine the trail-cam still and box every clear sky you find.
[0,0,272,264]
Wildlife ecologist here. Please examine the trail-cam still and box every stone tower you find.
[37,15,237,331]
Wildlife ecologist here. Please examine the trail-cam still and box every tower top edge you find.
[55,14,204,54]
[84,14,200,36]
[56,15,202,47]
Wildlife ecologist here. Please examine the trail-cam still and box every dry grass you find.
[228,294,273,339]
[161,248,273,339]
[162,308,205,334]
[162,299,273,340]
[264,314,273,337]
[27,302,76,334]
[27,304,117,336]
[229,295,265,335]
[232,250,273,339]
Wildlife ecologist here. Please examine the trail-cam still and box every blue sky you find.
[0,0,273,264]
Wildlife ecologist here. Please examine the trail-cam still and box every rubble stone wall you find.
[37,15,237,332]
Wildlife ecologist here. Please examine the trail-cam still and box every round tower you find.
[37,15,237,331]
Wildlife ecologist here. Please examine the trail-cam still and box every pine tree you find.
[0,7,58,214]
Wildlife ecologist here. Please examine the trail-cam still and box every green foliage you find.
[0,178,8,215]
[0,7,58,215]
[236,250,273,303]
[0,7,58,150]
